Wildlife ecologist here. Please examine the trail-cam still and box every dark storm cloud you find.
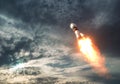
[0,0,116,26]
[0,0,81,25]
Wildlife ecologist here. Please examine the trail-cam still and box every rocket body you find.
[70,23,83,39]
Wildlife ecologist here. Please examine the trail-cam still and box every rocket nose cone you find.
[70,23,77,29]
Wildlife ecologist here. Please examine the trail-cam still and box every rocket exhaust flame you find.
[70,23,109,77]
[78,35,108,77]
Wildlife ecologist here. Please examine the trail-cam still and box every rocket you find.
[70,23,84,39]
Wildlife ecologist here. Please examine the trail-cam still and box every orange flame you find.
[78,34,109,77]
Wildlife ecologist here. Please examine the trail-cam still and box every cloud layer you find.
[0,0,120,83]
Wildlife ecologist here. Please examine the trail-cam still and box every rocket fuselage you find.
[74,30,81,39]
[70,23,82,39]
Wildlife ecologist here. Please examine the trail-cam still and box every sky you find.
[0,0,120,84]
[0,0,120,53]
